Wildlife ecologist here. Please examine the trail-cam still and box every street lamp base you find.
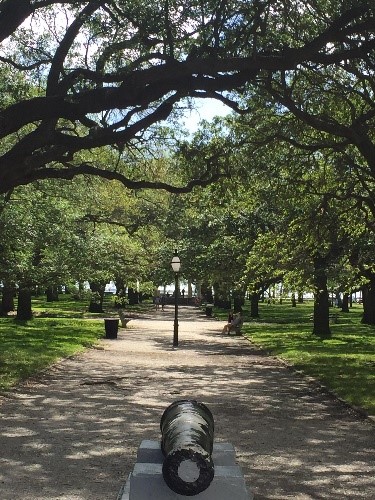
[173,320,179,347]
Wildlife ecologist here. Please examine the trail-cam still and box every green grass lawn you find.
[234,300,375,416]
[0,294,107,391]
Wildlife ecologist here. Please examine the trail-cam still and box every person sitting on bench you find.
[222,311,243,335]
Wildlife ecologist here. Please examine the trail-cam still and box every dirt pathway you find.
[0,306,374,499]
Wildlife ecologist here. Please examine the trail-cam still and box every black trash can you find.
[104,318,119,339]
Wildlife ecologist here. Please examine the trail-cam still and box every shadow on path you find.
[0,306,374,500]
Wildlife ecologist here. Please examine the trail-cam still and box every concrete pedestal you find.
[117,440,253,500]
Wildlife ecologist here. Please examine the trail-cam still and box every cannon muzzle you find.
[160,399,215,496]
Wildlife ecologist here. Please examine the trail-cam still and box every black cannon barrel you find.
[160,399,215,496]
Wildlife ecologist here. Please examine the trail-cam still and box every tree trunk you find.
[128,287,139,305]
[213,283,231,309]
[250,292,260,318]
[233,290,245,312]
[88,281,105,313]
[17,287,33,320]
[115,278,125,295]
[341,293,350,313]
[361,281,375,325]
[0,283,15,316]
[46,285,59,302]
[201,283,213,303]
[312,257,331,335]
[297,291,304,303]
[114,279,126,307]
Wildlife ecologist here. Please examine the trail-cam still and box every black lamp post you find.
[171,250,181,347]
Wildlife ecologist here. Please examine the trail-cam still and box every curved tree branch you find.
[0,2,373,194]
[47,0,107,96]
[24,161,226,193]
[0,0,81,42]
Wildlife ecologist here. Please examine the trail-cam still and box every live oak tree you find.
[163,108,369,332]
[221,19,375,324]
[163,131,275,312]
[247,8,375,320]
[0,175,160,318]
[0,184,82,319]
[225,104,363,334]
[1,1,374,322]
[0,1,373,194]
[79,176,166,308]
[345,217,375,325]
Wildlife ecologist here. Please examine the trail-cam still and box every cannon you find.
[160,399,215,496]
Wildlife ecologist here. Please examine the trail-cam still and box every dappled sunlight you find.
[1,427,39,437]
[243,302,375,415]
[0,306,374,499]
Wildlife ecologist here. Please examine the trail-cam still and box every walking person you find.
[154,290,161,310]
[161,294,166,311]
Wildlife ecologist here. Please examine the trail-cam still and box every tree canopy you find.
[0,1,374,193]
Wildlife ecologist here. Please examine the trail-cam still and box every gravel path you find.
[0,306,374,499]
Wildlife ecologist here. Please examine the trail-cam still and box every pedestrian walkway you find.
[0,306,374,500]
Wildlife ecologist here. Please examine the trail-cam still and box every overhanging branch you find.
[24,161,226,193]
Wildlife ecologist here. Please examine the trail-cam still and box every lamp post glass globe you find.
[171,251,181,273]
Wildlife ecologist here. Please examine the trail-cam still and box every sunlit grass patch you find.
[32,294,91,318]
[239,301,375,416]
[0,317,103,391]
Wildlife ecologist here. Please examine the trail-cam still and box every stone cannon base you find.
[117,440,253,499]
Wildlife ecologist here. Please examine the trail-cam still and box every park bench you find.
[228,317,244,335]
[329,312,339,323]
[309,312,339,324]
